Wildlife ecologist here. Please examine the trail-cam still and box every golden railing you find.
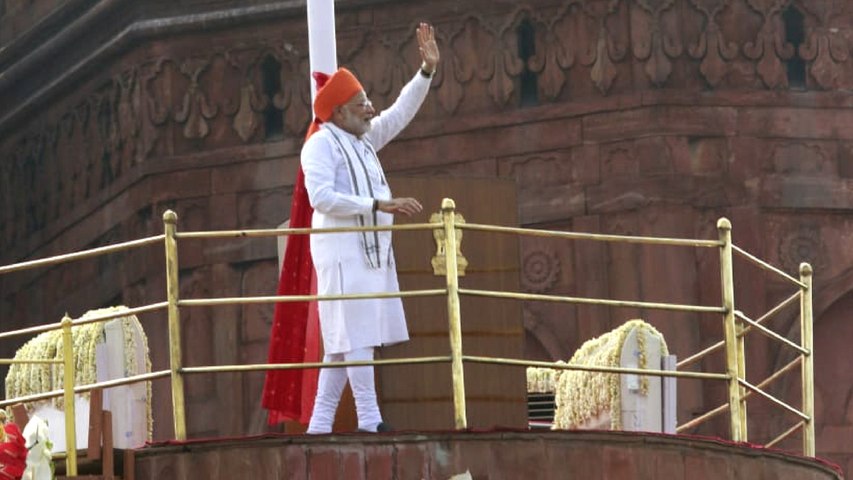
[0,317,79,475]
[0,198,817,477]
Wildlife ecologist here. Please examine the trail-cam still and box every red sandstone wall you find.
[129,431,843,480]
[0,0,851,474]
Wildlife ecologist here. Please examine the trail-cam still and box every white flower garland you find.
[526,319,669,431]
[527,362,565,393]
[4,306,153,439]
[0,409,7,442]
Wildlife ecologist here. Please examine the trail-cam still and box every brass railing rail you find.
[177,289,446,307]
[459,288,725,314]
[732,244,807,289]
[767,421,805,448]
[460,223,723,248]
[676,291,801,370]
[0,371,172,408]
[738,378,809,421]
[463,356,728,381]
[0,359,62,365]
[0,319,80,475]
[0,235,165,275]
[676,356,803,433]
[0,197,817,473]
[180,356,453,374]
[175,222,440,239]
[735,311,809,355]
[0,303,169,341]
[676,342,725,371]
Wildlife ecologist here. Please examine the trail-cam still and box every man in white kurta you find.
[302,23,439,434]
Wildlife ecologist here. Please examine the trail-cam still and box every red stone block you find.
[241,261,278,342]
[550,441,604,479]
[151,169,212,202]
[415,158,498,178]
[684,452,734,480]
[636,136,674,175]
[252,447,284,479]
[237,189,289,230]
[489,439,548,478]
[601,140,640,178]
[518,183,586,225]
[682,137,729,175]
[282,445,308,480]
[651,448,686,478]
[601,445,638,480]
[572,144,601,186]
[217,447,258,478]
[839,143,853,178]
[211,157,297,195]
[738,108,853,141]
[770,142,837,176]
[503,150,574,190]
[573,215,612,340]
[365,445,394,480]
[308,447,340,479]
[447,440,494,479]
[185,399,218,435]
[385,117,582,169]
[209,193,238,230]
[340,448,366,480]
[395,444,428,480]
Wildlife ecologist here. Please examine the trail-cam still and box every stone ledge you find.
[130,430,844,480]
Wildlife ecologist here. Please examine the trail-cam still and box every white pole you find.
[307,0,338,103]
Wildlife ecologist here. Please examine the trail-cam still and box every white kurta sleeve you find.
[366,72,432,151]
[302,134,375,216]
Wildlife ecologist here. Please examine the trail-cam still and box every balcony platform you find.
[113,429,842,479]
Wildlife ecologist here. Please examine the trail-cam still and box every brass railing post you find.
[61,315,78,476]
[718,218,745,442]
[441,198,467,429]
[800,262,815,456]
[163,210,187,440]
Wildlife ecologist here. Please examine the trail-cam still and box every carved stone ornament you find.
[687,0,738,87]
[430,212,468,277]
[743,0,796,89]
[174,58,218,139]
[798,0,850,90]
[778,224,824,275]
[522,249,561,294]
[527,6,577,100]
[581,0,628,94]
[633,0,683,86]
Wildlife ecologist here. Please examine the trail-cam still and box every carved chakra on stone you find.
[523,249,561,294]
[778,225,824,275]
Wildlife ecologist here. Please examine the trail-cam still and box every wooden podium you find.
[376,176,526,431]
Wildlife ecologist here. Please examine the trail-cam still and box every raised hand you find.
[416,22,439,74]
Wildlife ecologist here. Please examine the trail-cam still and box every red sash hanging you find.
[261,77,328,425]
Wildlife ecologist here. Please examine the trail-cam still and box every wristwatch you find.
[419,62,435,78]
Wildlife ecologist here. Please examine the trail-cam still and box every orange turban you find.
[313,68,364,122]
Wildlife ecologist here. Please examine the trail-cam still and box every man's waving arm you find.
[367,23,440,150]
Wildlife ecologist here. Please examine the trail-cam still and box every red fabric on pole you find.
[300,273,322,425]
[260,159,319,425]
[261,117,323,425]
[262,68,363,425]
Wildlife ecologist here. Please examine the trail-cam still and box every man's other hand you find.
[377,198,423,217]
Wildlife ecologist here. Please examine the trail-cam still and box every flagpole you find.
[307,0,338,100]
